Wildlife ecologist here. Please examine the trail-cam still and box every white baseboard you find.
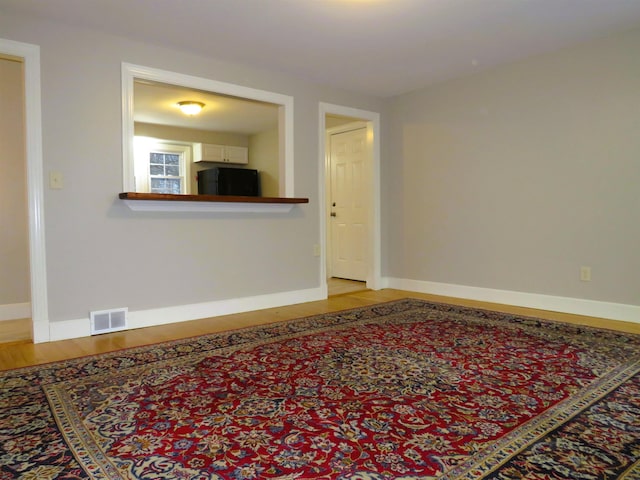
[383,277,640,325]
[42,280,640,342]
[49,286,326,342]
[0,302,30,321]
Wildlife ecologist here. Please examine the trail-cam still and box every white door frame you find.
[318,103,381,295]
[0,38,49,343]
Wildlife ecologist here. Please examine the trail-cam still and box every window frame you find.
[134,137,191,194]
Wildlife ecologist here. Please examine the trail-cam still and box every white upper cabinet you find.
[193,143,248,164]
[224,145,249,164]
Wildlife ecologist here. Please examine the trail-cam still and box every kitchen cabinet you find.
[193,143,248,164]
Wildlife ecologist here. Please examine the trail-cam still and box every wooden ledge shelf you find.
[119,192,309,213]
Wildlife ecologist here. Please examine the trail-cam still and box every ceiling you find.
[134,80,279,134]
[3,0,640,98]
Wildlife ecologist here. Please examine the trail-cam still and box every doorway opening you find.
[0,38,48,344]
[0,55,30,344]
[319,103,381,297]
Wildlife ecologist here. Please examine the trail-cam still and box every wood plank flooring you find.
[0,278,365,346]
[328,277,368,296]
[1,289,638,371]
[0,318,31,345]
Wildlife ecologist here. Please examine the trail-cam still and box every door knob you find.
[330,212,336,217]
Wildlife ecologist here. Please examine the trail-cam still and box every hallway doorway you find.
[319,103,381,296]
[0,38,49,343]
[0,54,31,344]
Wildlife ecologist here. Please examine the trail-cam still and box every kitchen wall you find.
[134,123,248,147]
[135,122,251,194]
[135,122,280,196]
[248,128,279,197]
[0,11,384,335]
[0,57,30,317]
[385,27,640,309]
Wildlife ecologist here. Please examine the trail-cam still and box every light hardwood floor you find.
[0,279,368,347]
[0,317,31,345]
[328,277,368,296]
[1,289,638,371]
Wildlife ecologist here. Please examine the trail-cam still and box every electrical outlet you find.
[49,171,64,189]
[580,266,592,282]
[313,244,321,257]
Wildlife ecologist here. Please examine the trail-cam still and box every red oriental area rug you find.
[1,299,639,479]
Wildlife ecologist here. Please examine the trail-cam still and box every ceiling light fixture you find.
[177,101,205,115]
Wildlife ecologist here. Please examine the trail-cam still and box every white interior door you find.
[329,127,368,281]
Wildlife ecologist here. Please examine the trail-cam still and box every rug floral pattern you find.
[1,299,639,479]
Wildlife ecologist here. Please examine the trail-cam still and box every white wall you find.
[385,27,640,309]
[0,58,30,310]
[0,11,383,330]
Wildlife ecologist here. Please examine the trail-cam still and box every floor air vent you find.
[90,308,128,335]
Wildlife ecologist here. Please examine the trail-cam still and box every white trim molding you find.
[385,277,640,324]
[0,38,49,342]
[49,286,325,342]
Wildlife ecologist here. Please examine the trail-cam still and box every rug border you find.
[440,359,640,479]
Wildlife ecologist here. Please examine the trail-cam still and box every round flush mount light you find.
[177,101,205,115]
